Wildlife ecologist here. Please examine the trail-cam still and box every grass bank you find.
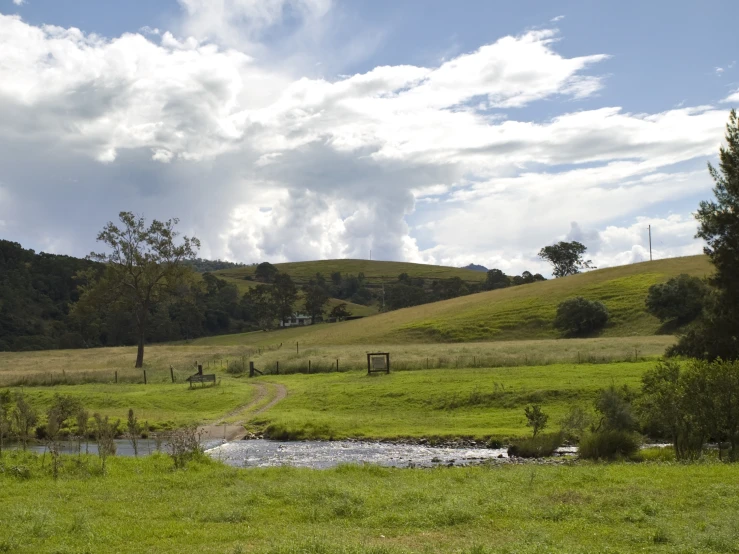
[250,361,654,441]
[1,453,737,553]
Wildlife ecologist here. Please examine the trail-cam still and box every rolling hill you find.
[212,259,487,287]
[191,254,713,347]
[210,258,491,318]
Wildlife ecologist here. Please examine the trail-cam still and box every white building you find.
[279,313,313,327]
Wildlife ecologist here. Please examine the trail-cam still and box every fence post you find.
[577,352,581,364]
[143,370,147,385]
[276,361,279,374]
[336,359,339,372]
[308,360,311,374]
[170,366,175,383]
[115,371,118,384]
[296,342,299,355]
[426,357,429,369]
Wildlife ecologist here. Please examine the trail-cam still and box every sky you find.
[0,0,737,276]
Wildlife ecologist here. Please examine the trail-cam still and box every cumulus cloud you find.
[12,0,24,5]
[0,12,724,270]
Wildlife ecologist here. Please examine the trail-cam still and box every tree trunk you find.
[135,332,145,368]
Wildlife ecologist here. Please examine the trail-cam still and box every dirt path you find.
[198,381,287,441]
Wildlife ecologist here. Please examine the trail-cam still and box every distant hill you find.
[191,255,714,347]
[215,259,487,287]
[462,263,488,272]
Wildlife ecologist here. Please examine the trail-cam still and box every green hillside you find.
[213,259,487,286]
[191,255,713,346]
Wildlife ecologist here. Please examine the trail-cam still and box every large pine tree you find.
[673,109,739,359]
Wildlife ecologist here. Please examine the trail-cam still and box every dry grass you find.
[0,336,674,387]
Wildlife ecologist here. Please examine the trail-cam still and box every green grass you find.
[214,258,487,287]
[252,361,654,441]
[190,255,713,346]
[1,453,738,553]
[1,337,671,434]
[10,380,255,429]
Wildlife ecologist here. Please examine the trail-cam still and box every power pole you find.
[648,225,653,261]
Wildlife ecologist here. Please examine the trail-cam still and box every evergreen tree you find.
[672,110,739,359]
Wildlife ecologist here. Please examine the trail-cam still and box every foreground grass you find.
[1,453,737,553]
[252,362,654,441]
[194,256,712,346]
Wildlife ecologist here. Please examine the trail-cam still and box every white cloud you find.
[715,67,724,75]
[0,13,726,268]
[12,0,25,6]
[551,15,565,22]
[723,89,739,103]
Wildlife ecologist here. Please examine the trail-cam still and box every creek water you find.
[206,440,578,469]
[11,438,578,468]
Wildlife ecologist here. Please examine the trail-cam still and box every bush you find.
[507,433,562,458]
[578,430,640,460]
[554,297,609,337]
[646,274,707,324]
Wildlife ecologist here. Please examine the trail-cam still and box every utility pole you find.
[370,249,372,261]
[648,225,653,261]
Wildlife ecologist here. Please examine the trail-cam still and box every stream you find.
[206,439,578,468]
[13,438,578,468]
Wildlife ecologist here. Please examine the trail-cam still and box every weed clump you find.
[507,433,562,459]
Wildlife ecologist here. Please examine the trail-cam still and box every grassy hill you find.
[211,259,488,319]
[213,259,487,287]
[191,255,713,346]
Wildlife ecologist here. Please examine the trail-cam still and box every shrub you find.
[578,430,640,460]
[554,297,609,337]
[507,433,562,458]
[645,274,707,324]
[559,405,593,443]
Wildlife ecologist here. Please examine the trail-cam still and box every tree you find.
[484,269,510,290]
[553,297,609,337]
[672,110,739,360]
[330,302,352,320]
[303,284,329,324]
[242,285,276,329]
[538,241,595,278]
[77,212,199,367]
[645,274,707,324]
[271,273,298,325]
[254,262,278,283]
[637,361,705,460]
[524,404,548,437]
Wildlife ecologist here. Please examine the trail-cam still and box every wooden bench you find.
[186,373,216,388]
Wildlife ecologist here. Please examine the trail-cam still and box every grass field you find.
[1,337,671,434]
[1,453,738,553]
[189,255,712,346]
[249,361,655,441]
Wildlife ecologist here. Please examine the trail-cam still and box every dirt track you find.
[198,381,287,441]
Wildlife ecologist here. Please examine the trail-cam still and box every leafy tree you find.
[672,110,739,360]
[76,212,199,367]
[538,241,595,278]
[271,273,298,325]
[524,404,548,437]
[484,269,510,290]
[242,285,276,329]
[553,297,609,337]
[645,274,707,324]
[385,283,427,310]
[637,361,705,460]
[330,302,352,320]
[593,385,636,433]
[254,262,278,283]
[303,283,330,324]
